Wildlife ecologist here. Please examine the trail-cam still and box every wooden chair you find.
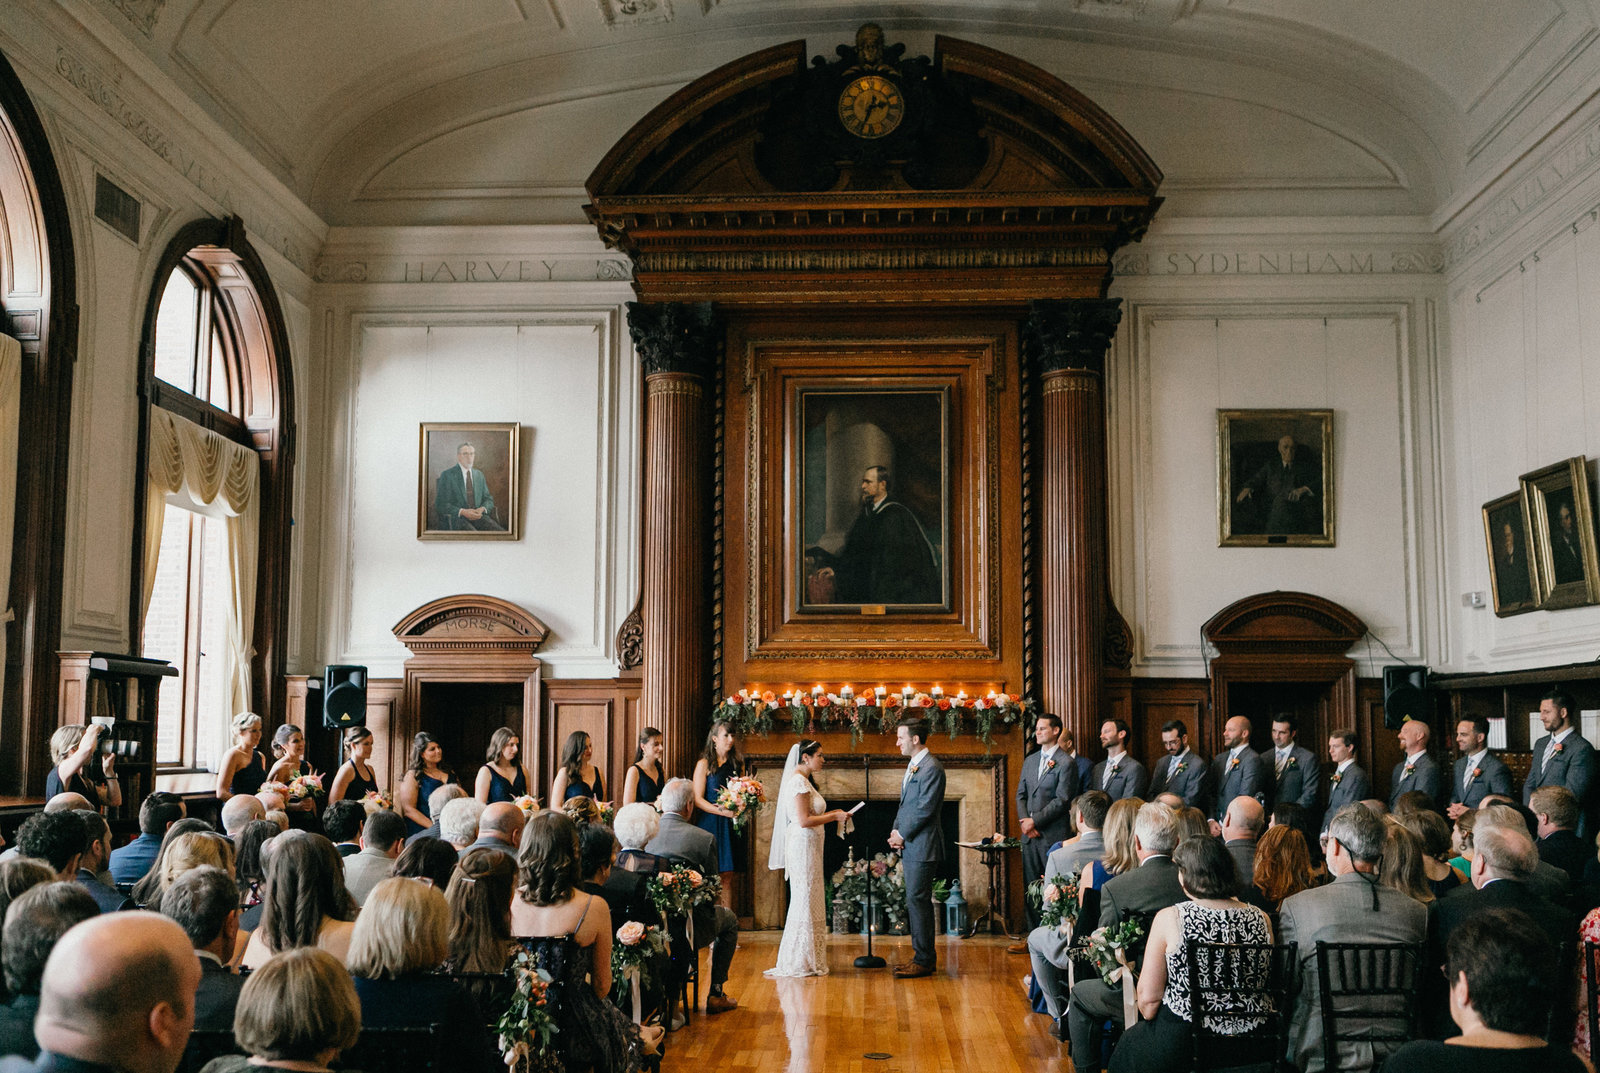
[1314,940,1424,1073]
[1186,940,1298,1073]
[337,1025,443,1072]
[450,970,515,1027]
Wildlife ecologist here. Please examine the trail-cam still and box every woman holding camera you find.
[43,724,122,809]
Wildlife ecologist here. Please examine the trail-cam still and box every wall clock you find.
[837,75,905,139]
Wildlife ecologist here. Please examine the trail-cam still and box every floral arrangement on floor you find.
[496,946,560,1073]
[360,790,392,814]
[1025,871,1081,932]
[609,921,669,1005]
[1084,916,1145,987]
[716,775,767,833]
[644,865,722,919]
[714,686,1034,746]
[286,773,323,802]
[828,849,908,928]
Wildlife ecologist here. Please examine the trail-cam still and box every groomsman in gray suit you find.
[1264,714,1321,820]
[890,717,946,978]
[1148,720,1207,808]
[1389,719,1442,811]
[1089,719,1149,802]
[1014,712,1080,939]
[1523,687,1597,835]
[1323,729,1371,827]
[1210,716,1264,819]
[1448,715,1511,819]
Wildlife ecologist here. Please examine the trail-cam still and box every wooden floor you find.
[666,932,1070,1073]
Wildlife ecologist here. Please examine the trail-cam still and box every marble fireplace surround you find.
[747,754,1007,930]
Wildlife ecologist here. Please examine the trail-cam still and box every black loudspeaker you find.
[323,665,368,729]
[1383,666,1429,730]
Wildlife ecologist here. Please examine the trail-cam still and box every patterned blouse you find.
[1163,901,1274,1031]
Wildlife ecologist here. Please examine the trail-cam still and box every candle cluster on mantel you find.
[726,685,1022,710]
[712,685,1035,746]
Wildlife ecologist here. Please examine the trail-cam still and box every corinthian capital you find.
[1022,298,1123,376]
[627,302,721,378]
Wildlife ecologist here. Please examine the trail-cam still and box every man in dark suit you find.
[1148,719,1207,808]
[645,778,739,1012]
[1524,687,1596,835]
[108,791,185,886]
[1220,795,1264,893]
[458,801,525,861]
[1264,713,1320,815]
[1324,728,1371,827]
[1530,784,1588,887]
[1066,802,1184,1068]
[0,884,100,1060]
[1448,715,1512,819]
[1434,820,1571,956]
[1014,712,1080,940]
[71,811,131,913]
[1059,728,1093,799]
[323,800,366,858]
[1210,716,1264,820]
[890,717,947,978]
[1389,719,1442,811]
[1090,718,1149,803]
[158,865,244,1031]
[434,442,504,531]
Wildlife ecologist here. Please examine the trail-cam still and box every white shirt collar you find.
[1229,744,1248,759]
[1465,749,1487,767]
[1277,744,1292,758]
[196,949,225,966]
[1039,744,1057,761]
[1552,727,1574,744]
[1336,758,1353,773]
[1171,748,1189,763]
[1405,750,1426,763]
[459,463,473,475]
[907,747,929,769]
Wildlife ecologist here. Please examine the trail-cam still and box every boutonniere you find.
[1329,771,1343,786]
[1401,764,1415,780]
[1470,767,1482,780]
[1173,761,1188,775]
[909,764,920,776]
[1553,743,1566,755]
[1286,757,1299,770]
[1228,757,1241,771]
[1108,761,1122,777]
[1044,758,1057,772]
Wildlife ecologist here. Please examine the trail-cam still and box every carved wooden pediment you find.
[392,595,550,655]
[1202,591,1366,656]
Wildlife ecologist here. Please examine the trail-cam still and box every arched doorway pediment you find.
[1202,591,1367,656]
[392,594,551,655]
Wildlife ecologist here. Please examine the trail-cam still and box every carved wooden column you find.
[1024,299,1122,753]
[628,303,720,778]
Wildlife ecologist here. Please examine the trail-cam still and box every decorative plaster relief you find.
[102,0,164,36]
[1114,246,1445,277]
[313,258,633,284]
[599,0,674,27]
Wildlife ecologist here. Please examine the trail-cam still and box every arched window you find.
[135,218,294,770]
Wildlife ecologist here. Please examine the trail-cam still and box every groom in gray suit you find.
[890,717,946,978]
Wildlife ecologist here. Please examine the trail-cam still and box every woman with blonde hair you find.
[241,831,356,969]
[44,724,122,809]
[145,830,236,913]
[348,876,502,1073]
[1100,797,1144,877]
[474,727,532,805]
[215,712,267,801]
[327,726,380,807]
[1378,817,1435,904]
[198,947,361,1073]
[129,817,214,907]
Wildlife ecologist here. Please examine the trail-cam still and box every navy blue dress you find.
[695,759,745,873]
[631,763,662,805]
[340,760,379,803]
[228,749,269,797]
[563,768,605,802]
[405,771,451,838]
[482,764,527,803]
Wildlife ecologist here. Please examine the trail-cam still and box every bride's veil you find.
[767,742,801,872]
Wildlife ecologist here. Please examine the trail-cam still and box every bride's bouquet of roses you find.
[1025,870,1081,933]
[1083,916,1145,988]
[716,775,767,832]
[609,921,669,1005]
[495,947,561,1073]
[645,864,722,919]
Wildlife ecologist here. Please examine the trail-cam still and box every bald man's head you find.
[43,793,93,813]
[1222,717,1252,749]
[480,801,527,844]
[1223,796,1265,841]
[34,912,200,1073]
[221,794,266,837]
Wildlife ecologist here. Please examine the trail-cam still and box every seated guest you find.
[1389,909,1587,1073]
[1435,820,1571,956]
[1397,809,1467,898]
[109,791,185,885]
[404,782,469,847]
[1477,802,1571,905]
[13,912,199,1073]
[613,803,668,875]
[1068,802,1184,1071]
[234,819,277,932]
[563,795,604,827]
[158,866,243,1031]
[1099,798,1142,879]
[392,837,459,892]
[130,818,215,907]
[14,813,86,881]
[143,832,236,914]
[0,861,54,1000]
[1220,795,1265,893]
[1448,807,1477,876]
[42,724,121,811]
[1278,803,1429,1073]
[512,812,662,1069]
[241,831,356,970]
[1394,790,1440,817]
[1251,824,1314,915]
[1381,818,1439,905]
[581,823,659,930]
[201,947,362,1073]
[347,876,502,1073]
[219,793,265,844]
[1047,791,1112,883]
[1530,785,1587,888]
[1171,806,1208,844]
[462,801,526,860]
[321,800,366,858]
[0,883,100,1059]
[438,796,486,851]
[1028,790,1111,1031]
[444,848,519,1019]
[475,727,532,805]
[342,809,407,907]
[71,811,131,913]
[645,777,740,1015]
[1108,835,1273,1073]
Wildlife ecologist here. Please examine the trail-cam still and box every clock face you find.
[837,75,905,139]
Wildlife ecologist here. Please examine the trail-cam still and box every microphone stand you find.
[854,752,885,969]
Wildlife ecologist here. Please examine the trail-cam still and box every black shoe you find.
[1052,1016,1070,1043]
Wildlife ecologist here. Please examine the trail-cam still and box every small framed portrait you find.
[417,422,520,540]
[1217,409,1334,547]
[795,385,950,612]
[1481,491,1539,616]
[1520,456,1599,609]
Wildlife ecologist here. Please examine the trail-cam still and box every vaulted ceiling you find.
[82,0,1600,227]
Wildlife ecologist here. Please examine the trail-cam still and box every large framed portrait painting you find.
[796,386,949,613]
[1481,491,1539,616]
[1520,456,1599,609]
[417,422,521,540]
[1217,409,1335,547]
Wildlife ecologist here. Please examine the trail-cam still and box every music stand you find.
[854,754,885,969]
[958,839,1017,939]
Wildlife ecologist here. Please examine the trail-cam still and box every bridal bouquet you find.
[609,921,669,1004]
[1025,872,1081,932]
[1084,917,1145,987]
[286,773,323,801]
[496,947,560,1073]
[360,790,392,815]
[716,775,767,832]
[645,865,722,919]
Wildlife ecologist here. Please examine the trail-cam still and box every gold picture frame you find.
[1481,490,1540,616]
[1217,409,1334,547]
[417,422,521,540]
[1520,456,1599,609]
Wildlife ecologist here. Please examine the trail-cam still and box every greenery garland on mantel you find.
[713,687,1035,746]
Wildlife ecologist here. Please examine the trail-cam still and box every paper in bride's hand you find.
[847,802,865,815]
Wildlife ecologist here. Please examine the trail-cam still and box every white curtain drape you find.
[0,335,21,724]
[143,408,260,716]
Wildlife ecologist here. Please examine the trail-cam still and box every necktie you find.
[1276,750,1288,777]
[1544,738,1557,772]
[464,469,476,508]
[1463,759,1474,791]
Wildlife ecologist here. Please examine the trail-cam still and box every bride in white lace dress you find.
[765,740,850,978]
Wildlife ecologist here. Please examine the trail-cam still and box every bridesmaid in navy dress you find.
[398,732,454,838]
[328,726,380,806]
[693,719,745,910]
[550,731,606,805]
[267,724,323,832]
[216,712,268,801]
[475,726,533,804]
[621,727,665,807]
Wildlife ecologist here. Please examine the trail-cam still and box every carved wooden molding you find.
[392,594,551,655]
[1201,591,1366,656]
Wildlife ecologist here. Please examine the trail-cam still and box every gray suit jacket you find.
[1450,752,1512,809]
[645,813,718,876]
[1277,871,1428,1073]
[1210,748,1265,818]
[1389,753,1442,811]
[1097,856,1186,969]
[1264,744,1321,811]
[342,847,396,906]
[1017,748,1079,845]
[1525,732,1597,809]
[1090,756,1149,803]
[1324,763,1371,823]
[893,753,947,863]
[1044,830,1104,884]
[1148,751,1208,807]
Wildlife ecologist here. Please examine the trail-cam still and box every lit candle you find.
[902,686,914,703]
[812,685,824,699]
[875,686,887,700]
[957,690,967,702]
[841,685,854,701]
[931,685,944,699]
